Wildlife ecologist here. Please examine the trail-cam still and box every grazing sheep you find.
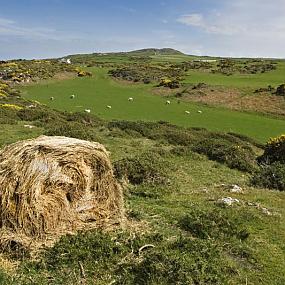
[198,110,202,113]
[84,109,91,113]
[107,105,112,109]
[128,97,133,101]
[70,94,75,99]
[50,97,54,101]
[185,111,190,114]
[166,100,171,105]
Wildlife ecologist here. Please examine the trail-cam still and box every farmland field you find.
[184,61,285,88]
[22,67,285,142]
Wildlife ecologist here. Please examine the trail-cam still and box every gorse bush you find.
[252,135,285,191]
[258,134,285,164]
[45,122,98,141]
[178,207,250,240]
[117,238,230,285]
[10,231,238,285]
[251,162,285,191]
[191,138,257,172]
[114,152,170,185]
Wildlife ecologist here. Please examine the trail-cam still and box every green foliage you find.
[0,107,18,124]
[110,121,258,172]
[114,152,170,185]
[275,83,285,96]
[0,59,76,83]
[17,107,64,124]
[158,78,180,89]
[251,162,285,191]
[178,207,250,240]
[191,137,257,172]
[117,238,230,285]
[45,121,98,141]
[252,135,285,191]
[0,270,10,285]
[258,135,285,164]
[109,64,183,84]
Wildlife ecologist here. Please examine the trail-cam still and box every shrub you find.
[251,162,285,191]
[178,207,250,240]
[45,122,98,141]
[65,111,103,127]
[114,152,170,185]
[17,107,63,123]
[0,107,18,124]
[258,135,285,164]
[117,237,232,285]
[191,138,256,172]
[275,84,285,96]
[158,78,180,89]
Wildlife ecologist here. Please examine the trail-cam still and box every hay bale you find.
[0,136,124,249]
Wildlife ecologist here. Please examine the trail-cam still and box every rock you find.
[261,207,272,216]
[23,124,35,129]
[218,197,240,206]
[230,184,243,193]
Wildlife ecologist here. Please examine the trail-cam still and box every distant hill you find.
[65,48,185,61]
[125,48,184,56]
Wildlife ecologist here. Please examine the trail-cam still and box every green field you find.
[22,67,285,142]
[184,62,285,88]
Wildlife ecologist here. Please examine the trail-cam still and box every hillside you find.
[0,52,284,284]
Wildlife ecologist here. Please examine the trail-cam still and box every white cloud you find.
[0,17,62,40]
[177,14,204,28]
[176,0,285,57]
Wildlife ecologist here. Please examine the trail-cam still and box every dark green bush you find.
[117,237,232,285]
[0,107,18,124]
[257,135,285,164]
[45,122,98,141]
[191,138,256,172]
[251,162,285,191]
[178,207,250,240]
[65,111,103,127]
[114,152,170,185]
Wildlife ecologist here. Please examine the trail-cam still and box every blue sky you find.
[0,0,284,59]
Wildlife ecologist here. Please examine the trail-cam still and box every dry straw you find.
[0,136,124,252]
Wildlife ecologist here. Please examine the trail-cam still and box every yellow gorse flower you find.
[0,104,23,110]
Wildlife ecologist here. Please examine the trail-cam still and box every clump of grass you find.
[116,236,234,285]
[178,207,250,240]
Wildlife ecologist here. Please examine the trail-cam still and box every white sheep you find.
[70,94,75,99]
[84,109,91,113]
[166,100,171,105]
[197,110,202,113]
[185,111,190,114]
[107,105,112,109]
[128,97,133,101]
[50,96,54,101]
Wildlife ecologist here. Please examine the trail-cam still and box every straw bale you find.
[0,136,124,251]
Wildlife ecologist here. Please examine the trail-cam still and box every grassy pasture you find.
[184,61,285,88]
[22,67,285,142]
